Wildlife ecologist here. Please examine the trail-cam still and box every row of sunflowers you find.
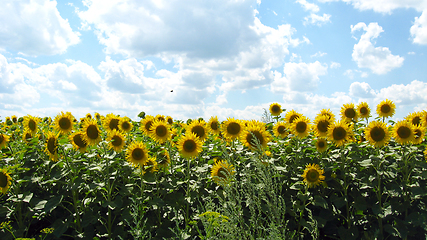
[0,99,427,239]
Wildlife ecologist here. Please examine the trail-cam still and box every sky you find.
[1,0,427,122]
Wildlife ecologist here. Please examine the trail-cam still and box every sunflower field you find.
[1,101,427,239]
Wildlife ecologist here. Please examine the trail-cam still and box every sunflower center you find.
[289,115,298,124]
[29,119,36,131]
[333,127,347,141]
[246,131,264,147]
[157,117,165,122]
[47,137,57,154]
[156,125,167,137]
[360,107,368,115]
[345,108,356,119]
[167,118,173,124]
[87,125,99,139]
[277,126,286,134]
[271,105,281,114]
[210,122,219,131]
[381,104,391,114]
[397,126,411,139]
[122,121,131,130]
[317,141,325,148]
[109,119,119,130]
[145,121,153,131]
[371,127,385,142]
[306,169,320,183]
[0,172,7,188]
[296,122,307,133]
[412,117,421,126]
[227,122,241,135]
[111,135,123,146]
[183,140,196,152]
[318,121,329,133]
[132,148,145,161]
[73,134,87,148]
[217,168,227,179]
[59,117,71,130]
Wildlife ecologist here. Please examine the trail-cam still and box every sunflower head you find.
[327,120,353,147]
[0,169,12,194]
[273,121,288,138]
[45,131,59,162]
[142,157,158,174]
[119,117,133,133]
[242,122,271,150]
[140,115,155,135]
[221,118,244,141]
[285,110,302,126]
[166,116,174,125]
[290,116,311,139]
[0,133,10,149]
[149,120,171,144]
[211,159,235,186]
[269,103,283,117]
[22,130,35,143]
[82,118,102,146]
[23,115,40,134]
[341,103,358,122]
[393,121,415,145]
[156,149,171,169]
[405,112,423,127]
[357,102,371,119]
[364,121,391,148]
[208,116,221,135]
[187,119,208,142]
[412,125,425,145]
[313,115,331,137]
[54,111,75,135]
[69,132,88,153]
[318,109,336,122]
[376,99,396,118]
[103,113,120,132]
[177,132,203,159]
[126,141,149,168]
[155,114,166,122]
[107,129,126,152]
[314,138,328,153]
[86,113,92,119]
[11,115,17,123]
[301,163,325,188]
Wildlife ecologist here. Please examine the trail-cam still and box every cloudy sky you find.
[1,0,427,122]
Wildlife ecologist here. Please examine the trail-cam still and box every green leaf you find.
[313,195,328,209]
[359,159,372,167]
[44,195,63,213]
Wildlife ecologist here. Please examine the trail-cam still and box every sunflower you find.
[412,125,425,145]
[241,122,271,150]
[140,115,155,135]
[221,118,244,141]
[341,103,358,122]
[284,110,302,126]
[126,141,149,168]
[0,133,10,149]
[142,157,158,174]
[119,117,133,133]
[273,121,288,138]
[107,129,126,152]
[156,148,171,169]
[54,111,75,135]
[69,132,88,153]
[23,115,40,134]
[211,159,236,186]
[269,103,283,116]
[405,112,423,127]
[45,131,59,162]
[176,132,203,159]
[94,112,101,120]
[290,116,311,139]
[357,102,371,119]
[318,109,336,122]
[0,169,12,194]
[149,120,171,144]
[86,113,92,119]
[392,121,415,145]
[301,163,325,188]
[155,114,166,122]
[186,119,208,142]
[22,130,35,142]
[313,115,331,137]
[103,113,120,132]
[82,118,102,146]
[166,116,174,125]
[314,138,328,153]
[11,115,17,123]
[364,121,391,148]
[207,116,221,135]
[327,120,353,147]
[376,99,396,118]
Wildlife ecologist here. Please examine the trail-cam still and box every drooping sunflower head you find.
[341,103,358,122]
[318,109,336,122]
[23,115,40,134]
[187,119,208,141]
[314,138,328,153]
[284,110,302,126]
[0,169,12,194]
[269,103,283,116]
[82,118,102,146]
[86,113,92,119]
[211,159,236,186]
[327,120,353,147]
[11,115,17,123]
[155,114,166,122]
[126,141,149,168]
[208,116,221,135]
[22,130,35,142]
[142,157,158,174]
[357,102,371,119]
[0,133,10,149]
[221,118,244,141]
[140,115,155,135]
[119,116,133,133]
[364,121,391,148]
[412,125,425,145]
[94,112,101,120]
[107,129,126,152]
[376,99,396,118]
[273,121,288,138]
[392,121,415,145]
[54,111,75,135]
[45,131,59,162]
[241,122,271,151]
[166,116,174,125]
[301,163,325,188]
[405,112,423,127]
[176,132,203,159]
[313,115,331,137]
[149,120,171,144]
[103,113,120,132]
[69,131,88,153]
[290,116,311,139]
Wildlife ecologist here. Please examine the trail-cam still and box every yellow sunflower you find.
[284,110,302,126]
[318,109,336,122]
[314,138,328,153]
[54,111,75,135]
[107,129,126,152]
[186,119,208,142]
[140,115,155,135]
[290,116,311,139]
[273,121,288,138]
[412,125,425,145]
[126,141,149,168]
[166,116,174,125]
[313,115,331,137]
[0,169,12,194]
[357,102,371,119]
[341,103,358,122]
[211,159,236,186]
[405,112,423,127]
[392,121,415,145]
[176,132,203,159]
[155,114,166,122]
[221,118,244,141]
[142,157,158,174]
[301,163,325,188]
[94,112,101,120]
[119,116,133,133]
[69,132,88,153]
[269,103,283,116]
[149,120,171,144]
[22,130,35,142]
[11,115,17,123]
[82,118,102,146]
[86,113,92,119]
[364,121,391,148]
[45,131,59,162]
[0,133,10,149]
[103,113,120,133]
[207,116,221,135]
[376,99,396,118]
[241,122,271,150]
[23,115,40,135]
[327,120,353,147]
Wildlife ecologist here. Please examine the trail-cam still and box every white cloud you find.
[411,10,427,45]
[0,0,80,55]
[349,81,376,98]
[318,0,427,13]
[351,22,404,74]
[311,51,327,58]
[296,0,320,12]
[330,62,341,68]
[376,80,427,105]
[304,13,331,26]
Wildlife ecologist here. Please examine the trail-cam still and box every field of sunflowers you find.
[0,100,427,239]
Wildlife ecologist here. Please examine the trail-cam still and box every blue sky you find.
[1,0,427,122]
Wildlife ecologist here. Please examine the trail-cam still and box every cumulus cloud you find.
[296,0,320,12]
[317,0,427,13]
[376,80,427,105]
[349,81,376,98]
[304,13,331,26]
[0,0,80,55]
[411,10,427,45]
[351,22,404,74]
